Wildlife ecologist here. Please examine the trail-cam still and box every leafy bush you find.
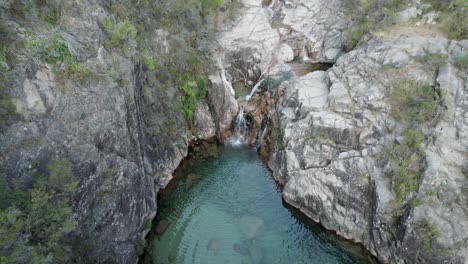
[423,0,468,40]
[417,219,441,252]
[179,81,197,121]
[454,54,468,71]
[102,19,138,51]
[0,159,79,263]
[178,76,208,122]
[389,79,441,124]
[0,51,8,72]
[343,0,405,50]
[27,34,74,65]
[41,6,60,25]
[46,159,79,195]
[0,51,16,128]
[402,129,423,148]
[0,91,16,128]
[26,34,93,85]
[387,129,425,206]
[143,55,155,71]
[134,237,147,257]
[62,63,91,84]
[416,52,448,69]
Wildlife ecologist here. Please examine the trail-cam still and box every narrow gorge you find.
[0,0,466,263]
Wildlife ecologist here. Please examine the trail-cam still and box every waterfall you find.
[245,79,264,101]
[301,45,310,62]
[230,107,248,146]
[255,126,268,150]
[218,58,235,96]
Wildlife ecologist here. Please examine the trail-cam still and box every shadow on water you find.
[140,143,379,264]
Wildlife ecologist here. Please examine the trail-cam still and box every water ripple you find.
[146,146,376,264]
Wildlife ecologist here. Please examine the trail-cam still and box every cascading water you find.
[301,44,310,62]
[230,106,248,146]
[255,126,268,150]
[218,57,236,96]
[245,79,264,101]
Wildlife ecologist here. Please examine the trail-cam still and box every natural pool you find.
[142,144,376,264]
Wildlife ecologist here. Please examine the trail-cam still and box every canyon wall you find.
[218,0,467,263]
[0,0,238,262]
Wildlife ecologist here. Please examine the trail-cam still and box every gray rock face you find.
[208,70,239,141]
[280,0,348,62]
[216,2,467,263]
[267,30,468,264]
[0,1,226,262]
[218,0,348,88]
[193,102,217,140]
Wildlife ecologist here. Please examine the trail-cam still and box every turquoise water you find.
[143,145,376,264]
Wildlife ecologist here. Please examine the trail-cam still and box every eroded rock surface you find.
[267,29,468,264]
[217,1,468,263]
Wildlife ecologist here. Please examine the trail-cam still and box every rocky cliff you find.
[0,0,238,262]
[218,0,467,263]
[1,0,466,263]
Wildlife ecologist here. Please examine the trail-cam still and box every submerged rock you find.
[207,238,222,255]
[233,242,250,256]
[156,219,169,236]
[238,215,265,239]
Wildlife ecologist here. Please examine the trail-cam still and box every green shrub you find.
[0,159,78,262]
[199,0,224,10]
[454,54,468,71]
[389,79,441,124]
[402,129,423,148]
[416,52,448,69]
[0,52,7,72]
[0,90,16,129]
[345,19,368,50]
[143,55,155,70]
[423,0,468,40]
[62,63,91,84]
[134,238,147,256]
[179,81,197,121]
[144,219,153,230]
[46,159,79,195]
[27,34,75,65]
[417,219,440,252]
[178,76,208,122]
[0,51,16,128]
[387,129,425,206]
[41,6,60,25]
[343,0,405,51]
[102,19,138,51]
[26,34,95,85]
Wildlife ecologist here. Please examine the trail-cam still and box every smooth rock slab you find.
[295,71,330,110]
